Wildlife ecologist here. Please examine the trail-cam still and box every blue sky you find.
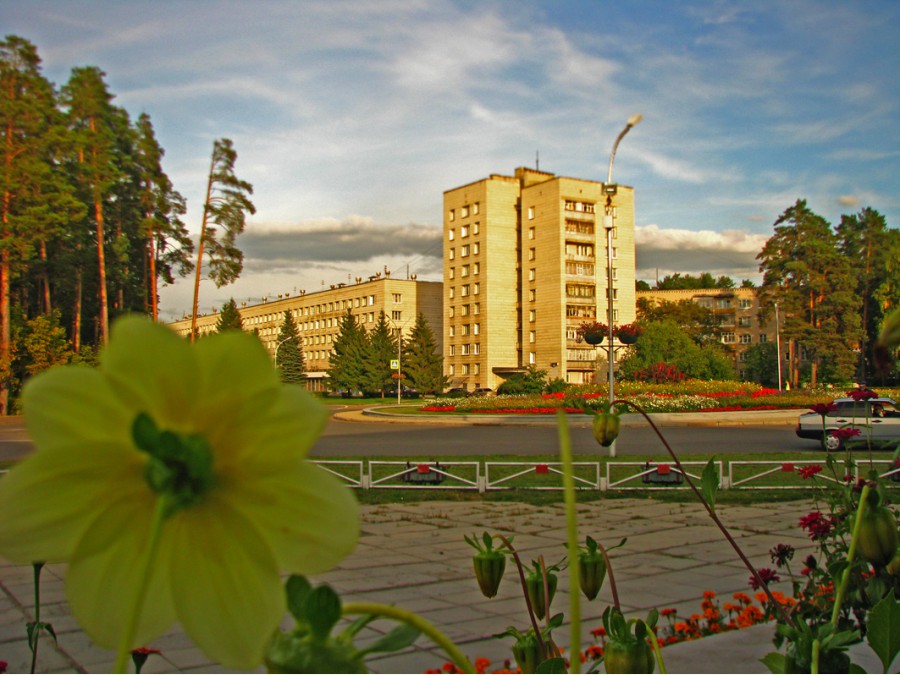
[4,1,899,320]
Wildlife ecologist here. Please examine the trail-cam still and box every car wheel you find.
[823,433,843,452]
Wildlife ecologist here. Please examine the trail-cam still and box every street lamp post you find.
[774,302,783,392]
[603,114,642,458]
[274,336,293,368]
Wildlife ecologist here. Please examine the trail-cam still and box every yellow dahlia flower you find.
[0,317,359,669]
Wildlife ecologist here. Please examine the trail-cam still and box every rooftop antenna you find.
[536,150,540,171]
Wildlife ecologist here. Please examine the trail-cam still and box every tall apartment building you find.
[169,276,443,390]
[443,167,636,390]
[636,287,777,379]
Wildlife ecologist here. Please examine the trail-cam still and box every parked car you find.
[444,387,468,398]
[796,397,900,451]
[467,387,495,398]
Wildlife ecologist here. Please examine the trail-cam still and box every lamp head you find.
[627,114,644,127]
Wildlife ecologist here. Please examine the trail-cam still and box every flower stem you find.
[113,498,169,673]
[341,602,475,673]
[557,410,582,674]
[642,619,668,675]
[499,535,547,660]
[830,484,870,628]
[613,399,796,628]
[30,562,44,674]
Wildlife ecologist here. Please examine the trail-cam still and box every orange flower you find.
[733,592,752,605]
[703,590,716,600]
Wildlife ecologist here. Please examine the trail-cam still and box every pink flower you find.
[799,511,834,540]
[848,388,878,401]
[809,402,837,415]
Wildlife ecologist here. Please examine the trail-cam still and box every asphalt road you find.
[0,410,817,463]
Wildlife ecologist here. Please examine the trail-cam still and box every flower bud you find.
[857,505,898,568]
[525,563,558,621]
[593,411,621,447]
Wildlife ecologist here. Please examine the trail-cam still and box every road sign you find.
[391,359,400,369]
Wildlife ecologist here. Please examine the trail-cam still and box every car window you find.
[829,403,866,417]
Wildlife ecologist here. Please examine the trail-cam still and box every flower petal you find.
[23,366,133,453]
[0,442,144,563]
[101,317,200,426]
[225,461,359,575]
[167,500,284,669]
[66,496,175,650]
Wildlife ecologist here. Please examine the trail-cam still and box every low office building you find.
[169,276,443,390]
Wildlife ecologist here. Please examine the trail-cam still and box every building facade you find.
[636,287,777,379]
[443,167,637,390]
[169,277,443,390]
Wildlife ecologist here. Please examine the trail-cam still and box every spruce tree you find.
[276,310,305,385]
[215,298,243,333]
[362,311,397,397]
[402,313,447,394]
[328,309,367,395]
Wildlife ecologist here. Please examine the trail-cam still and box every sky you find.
[3,1,899,321]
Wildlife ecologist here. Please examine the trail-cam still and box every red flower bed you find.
[421,405,457,412]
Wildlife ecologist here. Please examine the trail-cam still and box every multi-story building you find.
[636,287,777,379]
[443,167,637,390]
[169,276,443,390]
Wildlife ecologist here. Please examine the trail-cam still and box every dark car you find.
[467,388,495,398]
[444,387,468,398]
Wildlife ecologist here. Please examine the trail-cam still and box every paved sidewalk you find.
[6,496,886,674]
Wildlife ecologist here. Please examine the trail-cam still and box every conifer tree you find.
[402,312,447,394]
[275,310,305,385]
[190,138,255,341]
[328,309,367,395]
[215,298,243,333]
[362,311,396,396]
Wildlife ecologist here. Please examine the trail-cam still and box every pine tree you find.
[133,113,192,321]
[757,200,860,386]
[402,312,447,394]
[275,310,305,385]
[328,309,367,395]
[0,36,81,413]
[361,311,396,397]
[61,66,125,345]
[190,138,255,341]
[836,207,900,382]
[215,298,243,333]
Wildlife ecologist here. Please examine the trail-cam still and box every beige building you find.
[636,287,777,379]
[169,276,443,390]
[443,167,637,390]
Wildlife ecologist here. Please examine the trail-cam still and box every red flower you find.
[749,567,780,590]
[797,465,823,479]
[848,388,878,400]
[660,608,677,618]
[799,511,834,540]
[809,402,837,415]
[832,427,861,439]
[800,554,818,576]
[769,543,795,567]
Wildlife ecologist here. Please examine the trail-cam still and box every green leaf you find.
[701,457,719,514]
[285,575,312,623]
[358,623,421,655]
[305,584,342,641]
[536,657,567,673]
[760,652,787,673]
[866,592,900,672]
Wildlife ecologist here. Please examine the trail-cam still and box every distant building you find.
[443,167,637,390]
[636,287,778,378]
[168,276,443,390]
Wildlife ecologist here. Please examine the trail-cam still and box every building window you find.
[760,334,768,343]
[461,205,469,218]
[449,306,455,318]
[529,269,536,281]
[529,352,536,364]
[529,330,536,343]
[740,334,752,344]
[449,345,455,356]
[740,298,753,309]
[462,363,470,375]
[528,206,535,219]
[461,244,470,257]
[449,287,455,299]
[461,284,470,297]
[473,303,480,315]
[528,289,536,302]
[449,325,455,337]
[473,262,480,275]
[449,210,455,222]
[461,304,469,316]
[473,242,480,255]
[473,283,479,295]
[717,299,731,309]
[449,248,455,260]
[739,317,752,327]
[473,222,480,235]
[448,229,454,240]
[461,264,469,277]
[461,225,468,237]
[462,344,470,355]
[529,248,536,261]
[473,202,479,215]
[392,311,401,321]
[722,332,736,344]
[473,323,480,335]
[449,364,455,375]
[528,227,535,240]
[448,268,455,280]
[529,310,536,322]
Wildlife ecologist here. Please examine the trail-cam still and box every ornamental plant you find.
[0,317,360,671]
[613,323,644,343]
[577,321,608,343]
